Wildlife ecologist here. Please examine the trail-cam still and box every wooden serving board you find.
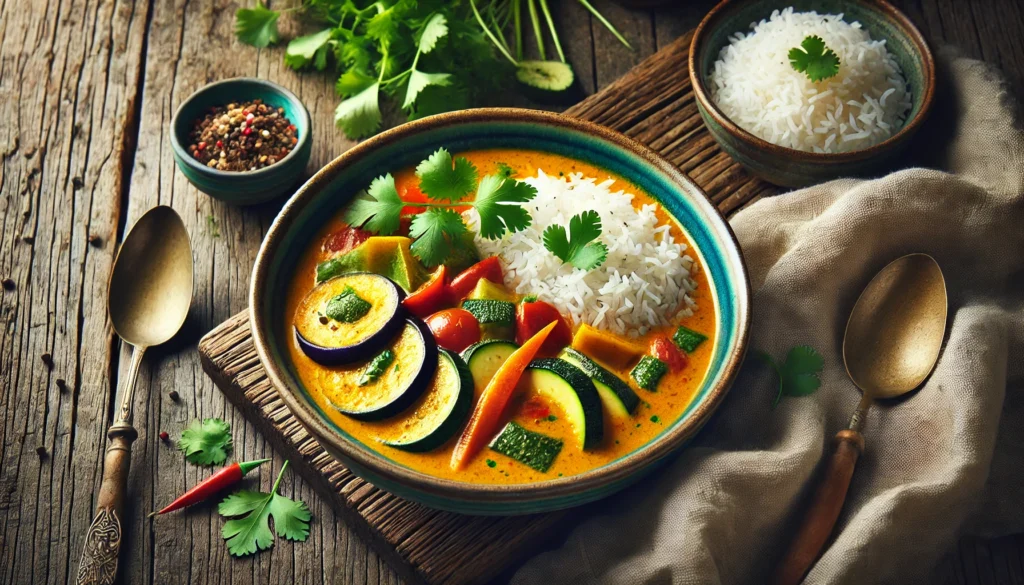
[198,31,775,585]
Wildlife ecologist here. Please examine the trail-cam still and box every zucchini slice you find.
[320,318,438,421]
[631,355,668,392]
[381,349,473,452]
[673,325,708,353]
[559,348,640,418]
[461,298,515,340]
[294,272,406,365]
[524,358,603,450]
[489,421,563,473]
[461,340,519,396]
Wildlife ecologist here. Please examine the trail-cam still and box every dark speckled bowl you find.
[690,0,935,188]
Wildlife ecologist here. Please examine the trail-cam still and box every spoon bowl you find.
[843,253,947,399]
[108,206,194,348]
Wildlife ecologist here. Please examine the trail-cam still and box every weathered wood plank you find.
[0,0,149,584]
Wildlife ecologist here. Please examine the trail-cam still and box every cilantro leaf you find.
[403,70,452,110]
[473,175,536,239]
[336,67,377,98]
[408,208,468,267]
[496,162,515,179]
[757,345,824,407]
[178,418,232,466]
[343,174,403,235]
[415,148,478,202]
[788,35,840,82]
[335,82,382,139]
[219,461,311,557]
[542,210,608,270]
[416,13,449,54]
[285,29,333,71]
[234,3,279,48]
[366,7,400,46]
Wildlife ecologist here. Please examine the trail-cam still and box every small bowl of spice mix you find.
[171,78,311,205]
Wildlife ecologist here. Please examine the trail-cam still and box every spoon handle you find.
[772,429,865,585]
[75,346,145,585]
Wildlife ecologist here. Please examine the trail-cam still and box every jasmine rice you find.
[464,171,698,338]
[708,7,912,153]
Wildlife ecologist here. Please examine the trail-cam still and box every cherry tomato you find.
[321,226,370,255]
[448,257,503,302]
[516,299,573,356]
[425,309,481,353]
[403,265,450,318]
[650,335,688,371]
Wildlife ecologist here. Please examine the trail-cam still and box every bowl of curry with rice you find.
[250,108,750,515]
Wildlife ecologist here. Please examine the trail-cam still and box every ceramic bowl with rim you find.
[250,108,751,515]
[690,0,935,188]
[170,77,312,205]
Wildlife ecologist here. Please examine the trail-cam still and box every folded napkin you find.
[512,50,1024,585]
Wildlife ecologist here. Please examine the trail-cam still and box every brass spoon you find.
[773,253,947,585]
[76,206,193,585]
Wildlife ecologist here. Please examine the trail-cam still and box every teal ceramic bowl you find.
[170,78,312,205]
[690,0,935,188]
[250,109,751,515]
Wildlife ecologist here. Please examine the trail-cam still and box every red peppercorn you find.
[216,140,223,148]
[243,127,252,136]
[197,141,206,150]
[288,124,296,131]
[159,431,169,442]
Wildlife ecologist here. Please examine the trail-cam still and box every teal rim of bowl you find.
[169,77,312,181]
[691,0,935,162]
[250,109,750,510]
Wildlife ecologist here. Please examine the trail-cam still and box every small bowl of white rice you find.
[690,0,934,187]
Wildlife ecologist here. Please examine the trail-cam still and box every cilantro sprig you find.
[344,148,536,267]
[219,461,311,557]
[758,345,825,407]
[178,418,233,466]
[542,210,608,271]
[789,36,840,83]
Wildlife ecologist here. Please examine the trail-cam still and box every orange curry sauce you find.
[284,149,716,484]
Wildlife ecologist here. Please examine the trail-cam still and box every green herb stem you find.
[526,0,545,61]
[513,0,523,60]
[271,460,289,495]
[537,0,565,63]
[471,0,518,65]
[578,0,631,49]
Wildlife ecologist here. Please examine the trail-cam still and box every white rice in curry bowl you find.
[465,171,698,338]
[709,7,912,153]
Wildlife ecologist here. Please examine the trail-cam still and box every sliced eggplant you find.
[381,349,473,452]
[295,272,406,365]
[559,348,640,418]
[320,318,438,421]
[461,339,518,397]
[524,358,603,450]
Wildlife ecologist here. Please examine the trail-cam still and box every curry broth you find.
[284,148,716,484]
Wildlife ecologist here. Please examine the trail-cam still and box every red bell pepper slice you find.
[516,299,573,356]
[448,257,503,302]
[402,265,449,318]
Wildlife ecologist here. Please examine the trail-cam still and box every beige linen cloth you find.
[512,51,1024,584]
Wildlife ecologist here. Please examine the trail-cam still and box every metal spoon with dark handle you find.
[75,206,193,585]
[773,253,948,585]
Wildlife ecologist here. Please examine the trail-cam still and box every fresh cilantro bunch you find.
[235,0,509,139]
[788,35,841,83]
[178,418,233,466]
[344,148,537,266]
[219,461,311,557]
[542,210,608,270]
[758,345,825,407]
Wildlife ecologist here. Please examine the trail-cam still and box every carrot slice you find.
[449,321,558,470]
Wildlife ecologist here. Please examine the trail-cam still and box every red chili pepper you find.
[448,257,503,302]
[650,335,688,372]
[150,458,269,516]
[403,265,450,318]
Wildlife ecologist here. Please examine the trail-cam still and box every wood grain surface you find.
[1,1,1022,584]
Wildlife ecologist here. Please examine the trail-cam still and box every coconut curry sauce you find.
[284,148,716,484]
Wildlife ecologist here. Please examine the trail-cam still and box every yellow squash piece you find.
[323,236,428,292]
[571,324,644,370]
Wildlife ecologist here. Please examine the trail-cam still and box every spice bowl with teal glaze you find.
[170,77,312,205]
[690,0,935,188]
[249,109,751,515]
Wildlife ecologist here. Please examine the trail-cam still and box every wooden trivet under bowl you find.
[198,31,774,585]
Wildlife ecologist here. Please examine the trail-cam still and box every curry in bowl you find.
[283,147,717,484]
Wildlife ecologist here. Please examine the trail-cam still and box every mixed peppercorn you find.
[187,99,297,172]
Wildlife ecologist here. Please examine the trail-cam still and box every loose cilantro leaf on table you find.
[179,418,232,466]
[789,35,840,82]
[758,345,825,408]
[284,29,333,71]
[234,3,280,48]
[542,210,608,270]
[219,461,311,557]
[334,82,383,140]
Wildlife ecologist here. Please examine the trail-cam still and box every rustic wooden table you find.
[2,1,1022,584]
